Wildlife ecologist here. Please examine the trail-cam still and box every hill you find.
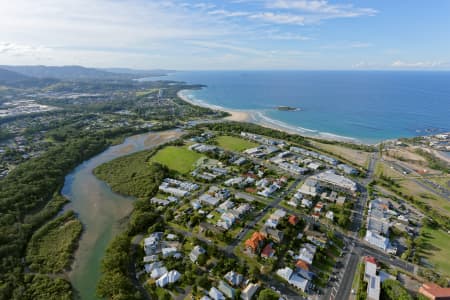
[0,68,32,83]
[0,65,171,80]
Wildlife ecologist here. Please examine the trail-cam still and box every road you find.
[225,176,304,253]
[329,153,377,300]
[385,160,450,201]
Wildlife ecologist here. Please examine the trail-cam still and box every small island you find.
[276,105,301,111]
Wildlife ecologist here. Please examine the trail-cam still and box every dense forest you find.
[0,134,109,299]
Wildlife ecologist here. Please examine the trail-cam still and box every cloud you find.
[188,40,268,56]
[0,42,52,57]
[391,60,449,68]
[249,12,306,25]
[265,32,312,41]
[321,42,372,49]
[208,9,251,17]
[268,0,378,18]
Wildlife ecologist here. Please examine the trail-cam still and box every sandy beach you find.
[177,90,251,122]
[177,90,357,143]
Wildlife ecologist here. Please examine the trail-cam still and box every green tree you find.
[258,289,279,300]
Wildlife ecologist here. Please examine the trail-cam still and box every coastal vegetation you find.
[198,121,309,146]
[414,148,449,173]
[0,134,109,299]
[22,274,73,300]
[26,211,82,274]
[311,140,372,168]
[94,148,170,198]
[95,159,169,298]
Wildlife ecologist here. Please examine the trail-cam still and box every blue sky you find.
[0,0,449,70]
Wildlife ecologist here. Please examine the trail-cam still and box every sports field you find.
[216,135,258,152]
[150,146,203,174]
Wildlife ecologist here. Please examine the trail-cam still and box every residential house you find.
[336,196,346,205]
[299,179,321,197]
[241,283,259,300]
[261,243,276,259]
[261,226,284,243]
[156,270,181,288]
[144,232,163,255]
[224,271,243,287]
[218,280,235,299]
[419,282,450,300]
[162,247,177,258]
[337,164,359,175]
[288,215,299,226]
[151,266,168,279]
[326,211,334,221]
[276,267,309,292]
[245,232,266,253]
[209,287,225,300]
[199,193,221,206]
[189,245,206,263]
[314,202,324,214]
[297,243,317,265]
[301,198,312,208]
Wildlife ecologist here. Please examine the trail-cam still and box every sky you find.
[0,0,449,70]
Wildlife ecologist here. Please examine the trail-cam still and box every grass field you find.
[375,161,403,178]
[150,146,204,174]
[215,135,258,152]
[136,88,158,97]
[420,226,450,276]
[311,141,371,167]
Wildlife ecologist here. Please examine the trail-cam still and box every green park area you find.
[216,135,258,152]
[419,226,450,276]
[150,146,204,174]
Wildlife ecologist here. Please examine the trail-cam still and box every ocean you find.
[151,71,450,143]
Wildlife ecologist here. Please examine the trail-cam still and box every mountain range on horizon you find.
[0,65,173,85]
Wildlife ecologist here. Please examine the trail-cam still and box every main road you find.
[329,153,377,300]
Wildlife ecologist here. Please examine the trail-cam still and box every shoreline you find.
[177,90,363,144]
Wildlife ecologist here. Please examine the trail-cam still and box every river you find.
[61,130,183,300]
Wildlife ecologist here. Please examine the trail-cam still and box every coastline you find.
[177,90,360,144]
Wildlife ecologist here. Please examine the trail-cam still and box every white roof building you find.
[189,245,206,263]
[151,266,168,279]
[224,271,243,287]
[365,231,389,251]
[162,247,178,258]
[289,273,309,292]
[209,287,225,300]
[311,170,357,193]
[199,193,221,206]
[276,267,293,281]
[326,211,334,221]
[241,283,259,300]
[364,260,380,300]
[299,179,321,197]
[156,270,181,288]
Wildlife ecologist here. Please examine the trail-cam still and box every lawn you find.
[420,226,450,276]
[216,135,258,152]
[150,146,204,174]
